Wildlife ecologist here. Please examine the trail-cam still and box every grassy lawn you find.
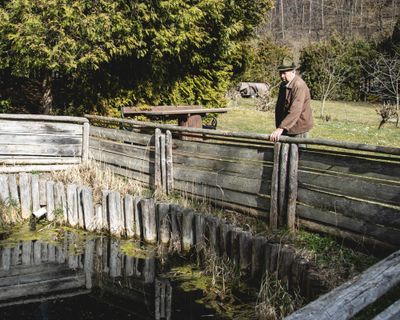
[218,98,400,148]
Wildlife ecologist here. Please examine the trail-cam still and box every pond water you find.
[0,224,255,320]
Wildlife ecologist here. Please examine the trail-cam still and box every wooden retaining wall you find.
[0,114,89,173]
[85,115,400,251]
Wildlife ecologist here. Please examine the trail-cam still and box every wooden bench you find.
[121,105,229,129]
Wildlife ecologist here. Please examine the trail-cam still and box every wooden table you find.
[121,105,229,129]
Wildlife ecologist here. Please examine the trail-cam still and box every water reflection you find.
[0,233,173,320]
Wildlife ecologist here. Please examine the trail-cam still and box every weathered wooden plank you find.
[173,139,274,162]
[89,126,153,146]
[158,203,171,245]
[174,180,270,211]
[279,143,290,226]
[284,250,400,320]
[270,143,281,229]
[101,190,110,231]
[298,188,400,229]
[182,209,194,252]
[89,149,152,174]
[155,129,162,191]
[81,187,95,231]
[0,165,77,173]
[0,175,9,203]
[8,175,19,204]
[82,122,90,162]
[141,198,157,244]
[19,173,32,219]
[174,165,271,195]
[299,149,400,181]
[39,179,47,206]
[96,162,152,186]
[66,184,79,227]
[89,137,153,161]
[54,182,67,222]
[160,133,167,194]
[287,144,299,230]
[297,204,400,246]
[166,130,174,194]
[0,120,83,135]
[372,299,400,320]
[0,114,87,123]
[30,176,40,215]
[0,157,80,165]
[0,144,82,157]
[0,135,82,145]
[173,153,273,179]
[108,191,124,237]
[124,194,135,238]
[94,204,103,232]
[299,170,400,207]
[46,181,55,221]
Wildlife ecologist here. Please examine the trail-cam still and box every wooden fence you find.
[86,115,400,252]
[0,114,89,173]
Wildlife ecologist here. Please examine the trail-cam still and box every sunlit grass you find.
[220,98,400,148]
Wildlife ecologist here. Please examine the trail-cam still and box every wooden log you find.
[81,187,95,231]
[291,258,309,294]
[77,186,84,228]
[108,191,124,237]
[54,182,67,222]
[158,203,171,245]
[0,175,9,203]
[166,130,174,194]
[265,242,281,274]
[230,227,242,266]
[1,247,10,271]
[194,213,206,252]
[287,144,299,230]
[109,239,122,278]
[39,179,47,206]
[134,197,142,239]
[220,222,232,258]
[8,175,19,205]
[205,215,219,255]
[19,173,32,219]
[278,245,295,285]
[155,128,162,191]
[124,194,135,238]
[170,205,182,252]
[31,175,40,213]
[182,209,194,252]
[251,236,267,281]
[372,299,400,320]
[101,190,110,230]
[22,241,32,265]
[46,181,55,221]
[33,240,41,265]
[141,198,157,244]
[239,231,253,272]
[285,250,400,320]
[94,204,103,232]
[160,133,167,194]
[279,143,290,226]
[269,143,281,229]
[66,184,79,227]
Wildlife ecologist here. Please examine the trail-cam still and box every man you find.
[270,58,313,142]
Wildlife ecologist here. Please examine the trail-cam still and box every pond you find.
[0,223,259,320]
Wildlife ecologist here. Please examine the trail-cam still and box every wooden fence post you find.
[8,175,19,205]
[81,186,95,231]
[166,130,174,194]
[287,143,299,231]
[82,121,90,163]
[46,181,55,221]
[269,143,281,229]
[279,143,290,226]
[66,184,79,227]
[19,173,32,219]
[155,128,162,191]
[141,198,157,244]
[31,175,40,213]
[0,175,9,203]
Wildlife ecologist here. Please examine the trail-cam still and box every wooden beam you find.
[0,113,88,123]
[284,249,400,320]
[372,299,400,320]
[269,143,281,229]
[287,143,299,230]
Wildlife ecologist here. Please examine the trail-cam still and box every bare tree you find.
[364,50,400,126]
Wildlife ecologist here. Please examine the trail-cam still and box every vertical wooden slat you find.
[141,198,157,244]
[166,130,174,194]
[19,173,32,219]
[94,204,103,231]
[160,133,167,194]
[77,186,85,228]
[102,190,110,231]
[158,203,171,245]
[39,178,47,206]
[287,143,299,230]
[279,143,290,226]
[134,197,142,239]
[66,184,79,227]
[82,186,95,231]
[54,182,67,222]
[269,143,281,229]
[0,175,9,203]
[124,194,135,238]
[182,209,194,252]
[8,175,19,205]
[155,128,162,190]
[31,175,40,213]
[82,122,90,162]
[46,181,55,221]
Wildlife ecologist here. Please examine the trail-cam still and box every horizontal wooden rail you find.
[284,249,400,320]
[0,113,88,124]
[85,115,400,156]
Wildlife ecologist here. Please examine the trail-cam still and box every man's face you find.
[280,70,295,83]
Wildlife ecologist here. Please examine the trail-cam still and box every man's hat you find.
[277,57,297,72]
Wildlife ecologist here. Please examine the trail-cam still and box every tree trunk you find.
[40,75,53,115]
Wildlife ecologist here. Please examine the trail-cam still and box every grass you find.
[221,98,400,148]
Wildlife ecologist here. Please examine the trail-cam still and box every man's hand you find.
[270,128,284,142]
